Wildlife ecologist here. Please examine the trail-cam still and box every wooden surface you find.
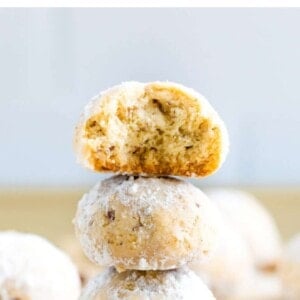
[0,187,299,245]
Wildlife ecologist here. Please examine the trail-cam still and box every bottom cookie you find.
[80,267,215,300]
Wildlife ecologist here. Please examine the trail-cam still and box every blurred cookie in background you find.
[192,188,283,299]
[232,270,282,300]
[57,234,103,286]
[0,231,81,300]
[204,188,282,272]
[190,205,253,299]
[279,233,300,300]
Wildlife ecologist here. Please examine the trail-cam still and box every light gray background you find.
[0,8,299,186]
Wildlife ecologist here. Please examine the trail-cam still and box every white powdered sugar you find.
[80,175,205,214]
[80,267,215,300]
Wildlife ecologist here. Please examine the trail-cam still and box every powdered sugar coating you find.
[75,176,220,271]
[0,231,81,300]
[80,267,215,300]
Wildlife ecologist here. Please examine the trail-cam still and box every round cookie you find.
[74,81,229,177]
[80,267,215,300]
[0,231,81,300]
[279,233,300,299]
[231,271,282,300]
[74,175,220,272]
[205,188,282,271]
[190,210,253,299]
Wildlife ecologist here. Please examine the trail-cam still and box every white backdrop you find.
[0,8,299,186]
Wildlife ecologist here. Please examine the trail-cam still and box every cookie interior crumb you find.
[83,83,222,176]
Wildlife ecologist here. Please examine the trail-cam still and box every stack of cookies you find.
[73,81,229,299]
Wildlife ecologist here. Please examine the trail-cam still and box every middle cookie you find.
[74,175,220,272]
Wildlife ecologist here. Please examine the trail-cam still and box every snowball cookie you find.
[58,235,103,286]
[80,267,215,300]
[0,231,81,300]
[74,175,220,272]
[279,233,300,299]
[74,81,229,177]
[205,189,282,271]
[190,209,253,299]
